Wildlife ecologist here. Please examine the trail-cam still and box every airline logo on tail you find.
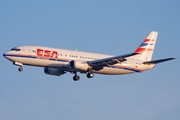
[135,39,155,53]
[134,31,158,61]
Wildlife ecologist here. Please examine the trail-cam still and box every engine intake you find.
[44,67,65,76]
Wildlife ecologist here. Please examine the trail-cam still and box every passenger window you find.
[32,50,36,53]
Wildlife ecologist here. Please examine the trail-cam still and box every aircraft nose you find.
[3,52,7,58]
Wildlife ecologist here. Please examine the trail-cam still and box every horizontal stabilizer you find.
[143,58,175,64]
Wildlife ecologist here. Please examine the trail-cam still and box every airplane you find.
[3,31,175,81]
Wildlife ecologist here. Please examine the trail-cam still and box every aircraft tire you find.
[18,67,23,72]
[73,75,80,81]
[87,73,94,78]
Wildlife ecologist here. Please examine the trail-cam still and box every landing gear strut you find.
[73,72,80,81]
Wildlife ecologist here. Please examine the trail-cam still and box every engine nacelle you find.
[69,60,90,71]
[44,67,65,76]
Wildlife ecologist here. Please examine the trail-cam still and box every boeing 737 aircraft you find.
[3,31,175,81]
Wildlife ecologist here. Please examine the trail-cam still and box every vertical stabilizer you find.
[133,31,158,61]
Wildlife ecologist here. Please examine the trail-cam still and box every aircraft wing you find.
[88,53,139,69]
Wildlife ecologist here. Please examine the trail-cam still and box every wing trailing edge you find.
[143,58,175,64]
[89,53,139,66]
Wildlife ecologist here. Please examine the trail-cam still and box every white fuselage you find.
[3,46,154,75]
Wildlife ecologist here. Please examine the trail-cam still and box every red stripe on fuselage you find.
[5,53,70,62]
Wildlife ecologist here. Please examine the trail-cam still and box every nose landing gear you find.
[13,62,23,72]
[18,67,23,72]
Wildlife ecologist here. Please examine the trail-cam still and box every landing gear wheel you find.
[73,75,80,81]
[18,67,23,72]
[87,73,94,78]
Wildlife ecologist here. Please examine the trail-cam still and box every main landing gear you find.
[87,73,94,78]
[87,70,94,79]
[72,71,94,81]
[73,72,80,81]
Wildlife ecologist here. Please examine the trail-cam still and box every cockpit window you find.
[11,47,21,51]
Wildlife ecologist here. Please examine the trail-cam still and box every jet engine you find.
[44,67,65,76]
[69,60,90,71]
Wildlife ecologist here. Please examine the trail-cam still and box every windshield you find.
[11,47,21,51]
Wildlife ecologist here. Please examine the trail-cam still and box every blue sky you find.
[1,0,180,120]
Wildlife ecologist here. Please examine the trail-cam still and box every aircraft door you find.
[22,47,32,57]
[27,47,35,57]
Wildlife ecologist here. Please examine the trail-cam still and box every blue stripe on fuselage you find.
[110,65,141,73]
[4,53,142,73]
[4,53,70,62]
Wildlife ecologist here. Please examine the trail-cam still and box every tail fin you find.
[133,31,158,61]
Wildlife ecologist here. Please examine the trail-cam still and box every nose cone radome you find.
[3,52,9,59]
[3,52,7,57]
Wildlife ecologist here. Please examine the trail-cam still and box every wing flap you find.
[89,53,139,67]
